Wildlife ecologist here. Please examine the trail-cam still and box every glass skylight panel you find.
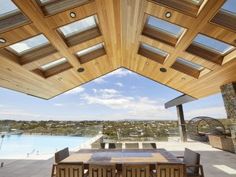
[0,0,19,17]
[147,16,185,37]
[58,16,97,38]
[141,43,168,57]
[193,34,235,54]
[176,58,204,71]
[38,0,52,4]
[186,0,203,5]
[77,43,104,56]
[8,34,49,55]
[221,0,236,15]
[40,58,67,71]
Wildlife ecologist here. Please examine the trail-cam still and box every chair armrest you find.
[186,164,204,177]
[176,156,184,159]
[51,164,57,177]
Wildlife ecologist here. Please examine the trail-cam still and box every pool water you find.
[0,135,91,159]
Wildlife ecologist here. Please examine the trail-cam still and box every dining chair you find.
[56,162,84,177]
[177,148,204,177]
[125,143,139,149]
[156,163,186,177]
[89,164,116,177]
[142,143,157,149]
[91,143,106,149]
[122,164,150,177]
[109,143,122,149]
[51,147,70,177]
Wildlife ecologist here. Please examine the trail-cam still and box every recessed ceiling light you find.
[70,12,76,18]
[77,67,85,73]
[165,12,172,18]
[145,62,149,65]
[160,67,167,73]
[0,38,6,44]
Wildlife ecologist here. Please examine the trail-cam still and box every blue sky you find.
[0,68,226,121]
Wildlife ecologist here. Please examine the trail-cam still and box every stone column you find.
[176,104,187,142]
[220,82,236,119]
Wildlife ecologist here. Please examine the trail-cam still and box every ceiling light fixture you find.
[70,12,76,18]
[165,12,172,18]
[0,38,6,44]
[160,67,167,73]
[77,67,85,73]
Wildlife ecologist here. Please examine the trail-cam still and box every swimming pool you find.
[0,135,92,159]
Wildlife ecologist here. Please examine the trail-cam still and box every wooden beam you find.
[165,94,196,109]
[163,0,226,67]
[13,0,80,68]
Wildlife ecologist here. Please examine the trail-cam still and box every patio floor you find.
[0,141,235,177]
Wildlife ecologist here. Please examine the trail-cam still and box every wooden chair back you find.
[156,163,186,177]
[142,143,156,149]
[125,143,139,149]
[108,143,122,149]
[91,143,106,149]
[55,147,69,163]
[122,164,150,177]
[89,164,116,177]
[183,148,200,175]
[56,162,84,177]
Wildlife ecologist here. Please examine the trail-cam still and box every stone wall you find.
[221,82,236,119]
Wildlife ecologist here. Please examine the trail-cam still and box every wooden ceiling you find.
[0,0,235,99]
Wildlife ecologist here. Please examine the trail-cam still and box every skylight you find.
[221,0,236,15]
[186,0,203,5]
[77,43,104,57]
[38,0,52,4]
[193,34,235,54]
[58,16,97,38]
[147,16,185,38]
[8,34,49,55]
[141,43,168,57]
[176,58,204,71]
[0,0,19,17]
[40,58,67,71]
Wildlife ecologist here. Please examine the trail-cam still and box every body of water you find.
[0,135,91,159]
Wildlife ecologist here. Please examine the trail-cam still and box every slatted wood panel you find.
[156,163,186,177]
[89,164,116,177]
[122,164,150,177]
[56,163,84,177]
[0,0,235,99]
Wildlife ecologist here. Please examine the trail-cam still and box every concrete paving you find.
[0,142,235,177]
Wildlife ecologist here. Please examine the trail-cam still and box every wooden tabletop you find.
[62,149,182,164]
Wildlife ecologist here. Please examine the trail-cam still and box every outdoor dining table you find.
[61,148,183,170]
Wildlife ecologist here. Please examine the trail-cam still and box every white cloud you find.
[108,68,133,77]
[93,77,106,84]
[81,89,175,120]
[115,82,123,87]
[185,106,226,119]
[92,68,134,84]
[53,103,64,107]
[64,87,85,95]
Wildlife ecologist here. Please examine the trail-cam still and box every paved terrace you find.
[0,141,236,177]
